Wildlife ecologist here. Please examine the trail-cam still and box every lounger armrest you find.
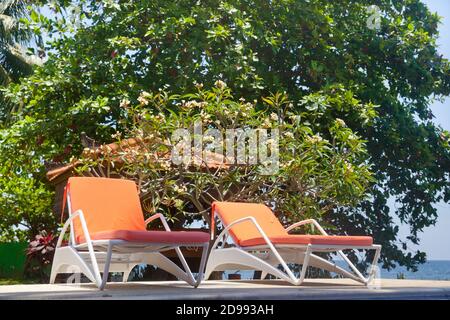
[56,209,93,248]
[144,213,171,231]
[285,219,328,235]
[211,216,299,281]
[211,216,272,250]
[56,209,103,286]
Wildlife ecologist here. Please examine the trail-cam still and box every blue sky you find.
[398,0,450,260]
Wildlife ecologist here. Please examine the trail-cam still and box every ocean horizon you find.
[225,260,450,281]
[378,260,450,281]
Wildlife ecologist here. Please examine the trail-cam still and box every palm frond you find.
[0,43,36,80]
[0,0,40,86]
[0,14,16,31]
[0,1,27,17]
[0,62,12,85]
[0,0,31,44]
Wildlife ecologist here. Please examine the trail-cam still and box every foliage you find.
[0,123,58,241]
[0,0,449,270]
[0,0,43,86]
[24,230,56,281]
[0,278,38,285]
[75,83,374,229]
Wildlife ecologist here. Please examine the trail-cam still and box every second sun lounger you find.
[205,201,381,285]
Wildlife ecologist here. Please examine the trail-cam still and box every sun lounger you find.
[205,202,381,285]
[50,177,209,290]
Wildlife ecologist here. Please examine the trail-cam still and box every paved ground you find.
[1,279,450,300]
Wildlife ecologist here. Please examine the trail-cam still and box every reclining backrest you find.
[212,201,288,245]
[67,177,146,242]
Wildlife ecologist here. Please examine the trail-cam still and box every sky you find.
[396,0,450,260]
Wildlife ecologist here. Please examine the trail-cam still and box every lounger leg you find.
[50,247,98,285]
[335,245,383,285]
[260,272,267,280]
[49,254,60,285]
[297,245,312,285]
[137,252,193,284]
[367,245,381,284]
[294,252,362,283]
[194,243,209,288]
[99,244,113,290]
[175,247,196,284]
[337,249,367,283]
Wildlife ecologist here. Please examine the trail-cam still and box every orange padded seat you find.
[212,202,287,244]
[77,230,210,244]
[239,234,373,247]
[212,201,373,247]
[67,177,209,245]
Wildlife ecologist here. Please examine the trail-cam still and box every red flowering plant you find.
[24,231,57,282]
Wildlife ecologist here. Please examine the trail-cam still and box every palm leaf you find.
[0,62,12,85]
[0,0,40,85]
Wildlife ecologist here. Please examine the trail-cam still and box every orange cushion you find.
[240,234,373,247]
[212,201,288,245]
[212,201,373,248]
[68,177,146,244]
[77,229,210,244]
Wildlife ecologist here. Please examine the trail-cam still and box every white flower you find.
[270,113,279,121]
[200,110,211,120]
[119,99,130,108]
[242,102,253,112]
[138,91,151,105]
[345,161,354,173]
[160,160,171,170]
[283,131,294,138]
[214,80,227,89]
[280,159,295,168]
[336,118,346,127]
[184,100,198,108]
[137,96,148,105]
[173,184,187,193]
[308,134,323,144]
[183,100,207,109]
[111,131,122,139]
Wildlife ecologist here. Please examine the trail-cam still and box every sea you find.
[378,260,450,280]
[224,260,450,281]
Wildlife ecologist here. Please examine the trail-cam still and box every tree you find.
[73,84,374,230]
[0,0,42,85]
[1,0,449,270]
